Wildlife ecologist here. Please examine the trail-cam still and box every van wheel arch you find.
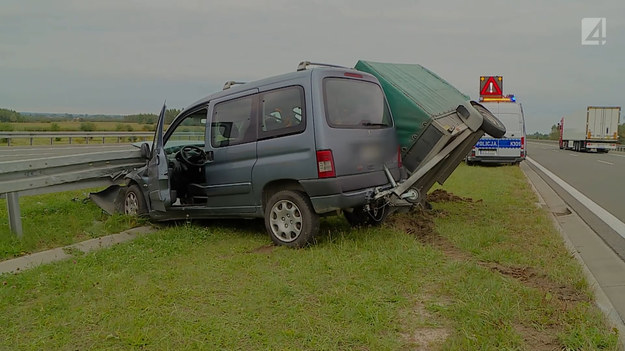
[262,180,307,213]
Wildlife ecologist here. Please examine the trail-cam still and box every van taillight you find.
[521,136,525,149]
[316,150,336,178]
[471,149,476,157]
[397,146,403,168]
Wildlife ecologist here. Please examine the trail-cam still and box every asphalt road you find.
[0,144,139,162]
[527,141,625,224]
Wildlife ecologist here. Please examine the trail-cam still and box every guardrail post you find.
[7,138,10,147]
[6,192,23,238]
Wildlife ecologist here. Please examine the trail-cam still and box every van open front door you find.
[147,103,172,212]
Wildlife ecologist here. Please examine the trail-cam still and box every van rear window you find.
[323,78,392,129]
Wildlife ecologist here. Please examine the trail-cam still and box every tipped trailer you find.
[354,61,505,208]
[559,106,620,153]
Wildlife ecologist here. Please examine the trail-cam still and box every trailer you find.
[354,61,505,207]
[559,106,620,153]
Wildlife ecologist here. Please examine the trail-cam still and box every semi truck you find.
[559,106,620,153]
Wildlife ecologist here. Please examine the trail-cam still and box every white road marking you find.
[569,154,579,157]
[609,153,625,158]
[527,157,625,240]
[597,160,614,165]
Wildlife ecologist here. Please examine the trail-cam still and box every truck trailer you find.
[559,106,620,153]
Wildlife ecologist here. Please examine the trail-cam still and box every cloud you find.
[0,0,623,132]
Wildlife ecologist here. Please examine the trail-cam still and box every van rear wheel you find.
[265,190,319,248]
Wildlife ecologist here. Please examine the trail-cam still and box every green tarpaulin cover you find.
[355,60,470,149]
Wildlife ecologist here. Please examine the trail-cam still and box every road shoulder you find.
[520,161,625,348]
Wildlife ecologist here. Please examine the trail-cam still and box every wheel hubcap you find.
[269,200,302,242]
[125,192,138,215]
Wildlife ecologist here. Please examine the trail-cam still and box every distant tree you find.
[50,123,61,131]
[165,108,181,124]
[527,132,549,140]
[123,113,157,124]
[0,108,24,122]
[549,124,560,140]
[80,122,96,132]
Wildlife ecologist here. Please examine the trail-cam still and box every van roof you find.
[181,66,374,112]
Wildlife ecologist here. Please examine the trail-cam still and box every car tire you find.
[265,190,319,248]
[124,184,147,216]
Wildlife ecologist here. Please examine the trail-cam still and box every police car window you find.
[211,95,255,147]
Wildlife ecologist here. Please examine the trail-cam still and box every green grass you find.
[0,164,619,350]
[0,189,142,260]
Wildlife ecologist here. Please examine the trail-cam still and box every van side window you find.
[323,78,392,129]
[259,86,305,139]
[211,95,256,147]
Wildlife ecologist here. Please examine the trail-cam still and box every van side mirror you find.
[140,142,151,159]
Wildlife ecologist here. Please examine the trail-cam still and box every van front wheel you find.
[265,191,319,248]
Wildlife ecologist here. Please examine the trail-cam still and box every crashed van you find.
[92,61,504,247]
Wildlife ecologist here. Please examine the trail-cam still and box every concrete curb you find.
[0,226,155,275]
[520,162,625,349]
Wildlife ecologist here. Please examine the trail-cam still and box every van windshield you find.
[323,78,392,129]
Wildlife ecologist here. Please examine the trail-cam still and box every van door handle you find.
[207,151,214,162]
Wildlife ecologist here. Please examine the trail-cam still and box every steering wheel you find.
[179,145,208,167]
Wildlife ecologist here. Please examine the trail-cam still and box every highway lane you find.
[527,141,625,225]
[0,144,140,162]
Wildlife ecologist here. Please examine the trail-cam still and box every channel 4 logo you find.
[582,18,606,45]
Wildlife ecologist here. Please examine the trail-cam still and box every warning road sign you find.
[480,76,503,97]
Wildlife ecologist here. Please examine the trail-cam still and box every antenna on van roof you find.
[223,81,246,90]
[297,61,349,71]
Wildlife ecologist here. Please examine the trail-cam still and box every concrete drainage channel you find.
[0,226,154,275]
[521,160,625,349]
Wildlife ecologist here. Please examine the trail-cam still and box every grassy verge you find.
[0,164,619,350]
[0,189,142,260]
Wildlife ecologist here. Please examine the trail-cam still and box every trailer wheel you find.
[265,190,319,248]
[472,103,506,138]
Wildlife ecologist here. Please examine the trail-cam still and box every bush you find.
[79,122,96,132]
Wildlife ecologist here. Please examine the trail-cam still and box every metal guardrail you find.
[0,131,154,146]
[1,149,146,237]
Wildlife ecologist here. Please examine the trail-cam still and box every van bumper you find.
[300,168,400,214]
[466,156,526,164]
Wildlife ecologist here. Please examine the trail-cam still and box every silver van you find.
[466,100,526,165]
[101,63,401,247]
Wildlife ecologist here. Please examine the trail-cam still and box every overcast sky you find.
[1,0,623,133]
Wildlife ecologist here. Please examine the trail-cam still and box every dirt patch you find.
[514,323,562,351]
[399,297,452,350]
[479,262,589,303]
[248,244,276,254]
[386,208,471,262]
[427,189,481,203]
